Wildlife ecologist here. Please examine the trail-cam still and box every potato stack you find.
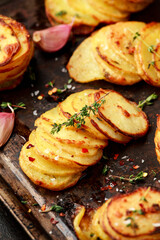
[0,15,34,90]
[74,187,160,240]
[19,89,149,191]
[45,0,153,34]
[154,115,160,163]
[67,21,160,87]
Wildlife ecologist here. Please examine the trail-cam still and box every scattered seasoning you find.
[148,61,155,69]
[125,216,138,229]
[59,212,65,217]
[28,157,35,162]
[113,154,119,160]
[90,233,94,237]
[140,196,148,202]
[33,110,38,116]
[48,88,57,95]
[40,204,64,213]
[100,186,112,191]
[103,155,109,160]
[32,203,39,206]
[50,218,59,225]
[55,10,67,16]
[68,78,72,84]
[102,165,109,175]
[119,160,125,166]
[82,148,88,153]
[51,92,111,134]
[26,144,34,149]
[21,200,27,204]
[152,170,157,177]
[133,165,140,170]
[37,94,44,100]
[133,31,141,41]
[138,93,158,109]
[28,209,32,213]
[45,80,55,88]
[41,204,46,211]
[148,45,155,53]
[109,171,148,184]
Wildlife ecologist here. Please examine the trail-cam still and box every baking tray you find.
[1,0,160,239]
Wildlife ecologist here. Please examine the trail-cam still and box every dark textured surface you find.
[0,0,160,239]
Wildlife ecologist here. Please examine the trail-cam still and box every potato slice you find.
[67,37,104,83]
[34,128,103,166]
[108,0,154,12]
[92,24,140,76]
[154,115,160,164]
[19,149,82,191]
[95,89,149,137]
[21,141,84,176]
[0,15,32,71]
[107,21,146,68]
[135,23,160,86]
[87,0,129,19]
[102,187,160,240]
[45,0,98,26]
[0,19,20,66]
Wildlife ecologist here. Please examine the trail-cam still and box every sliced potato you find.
[67,37,104,83]
[102,187,160,240]
[95,89,149,137]
[154,115,160,164]
[19,149,82,191]
[0,19,19,66]
[21,141,84,176]
[135,23,160,86]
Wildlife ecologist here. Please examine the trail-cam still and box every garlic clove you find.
[0,105,15,147]
[33,23,73,52]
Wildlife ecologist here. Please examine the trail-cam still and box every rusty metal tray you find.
[1,0,160,239]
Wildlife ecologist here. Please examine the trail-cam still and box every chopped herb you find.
[125,216,138,229]
[51,92,110,134]
[152,170,156,177]
[75,13,80,18]
[133,32,141,41]
[148,45,155,53]
[47,81,55,87]
[1,102,26,110]
[55,10,67,16]
[138,93,158,109]
[68,79,72,84]
[64,84,68,90]
[103,155,109,160]
[129,171,147,183]
[148,61,155,69]
[90,233,94,237]
[120,177,125,181]
[40,204,64,213]
[32,203,39,206]
[140,196,148,202]
[21,200,27,204]
[102,165,109,175]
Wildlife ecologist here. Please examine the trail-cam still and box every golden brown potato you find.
[0,15,33,90]
[19,89,149,191]
[74,187,160,240]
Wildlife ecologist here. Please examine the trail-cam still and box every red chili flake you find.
[129,158,134,162]
[29,157,35,162]
[119,160,125,166]
[51,95,59,101]
[41,204,46,211]
[128,46,135,55]
[82,148,88,153]
[50,218,59,225]
[114,154,119,160]
[130,168,134,171]
[26,144,34,149]
[133,165,140,170]
[59,213,65,217]
[100,186,112,191]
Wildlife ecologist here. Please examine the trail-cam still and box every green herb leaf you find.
[50,204,64,213]
[21,200,27,204]
[133,32,141,41]
[148,45,155,53]
[51,92,110,134]
[148,61,155,69]
[129,171,147,184]
[55,10,67,16]
[138,93,158,109]
[102,165,109,175]
[152,170,156,177]
[1,102,12,108]
[68,79,72,84]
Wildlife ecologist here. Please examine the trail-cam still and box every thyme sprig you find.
[1,102,26,110]
[110,171,148,184]
[40,204,64,213]
[138,93,158,109]
[51,91,111,134]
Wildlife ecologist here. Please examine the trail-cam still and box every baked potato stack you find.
[0,15,34,90]
[67,21,160,87]
[74,187,160,240]
[19,89,149,191]
[154,115,160,163]
[45,0,153,34]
